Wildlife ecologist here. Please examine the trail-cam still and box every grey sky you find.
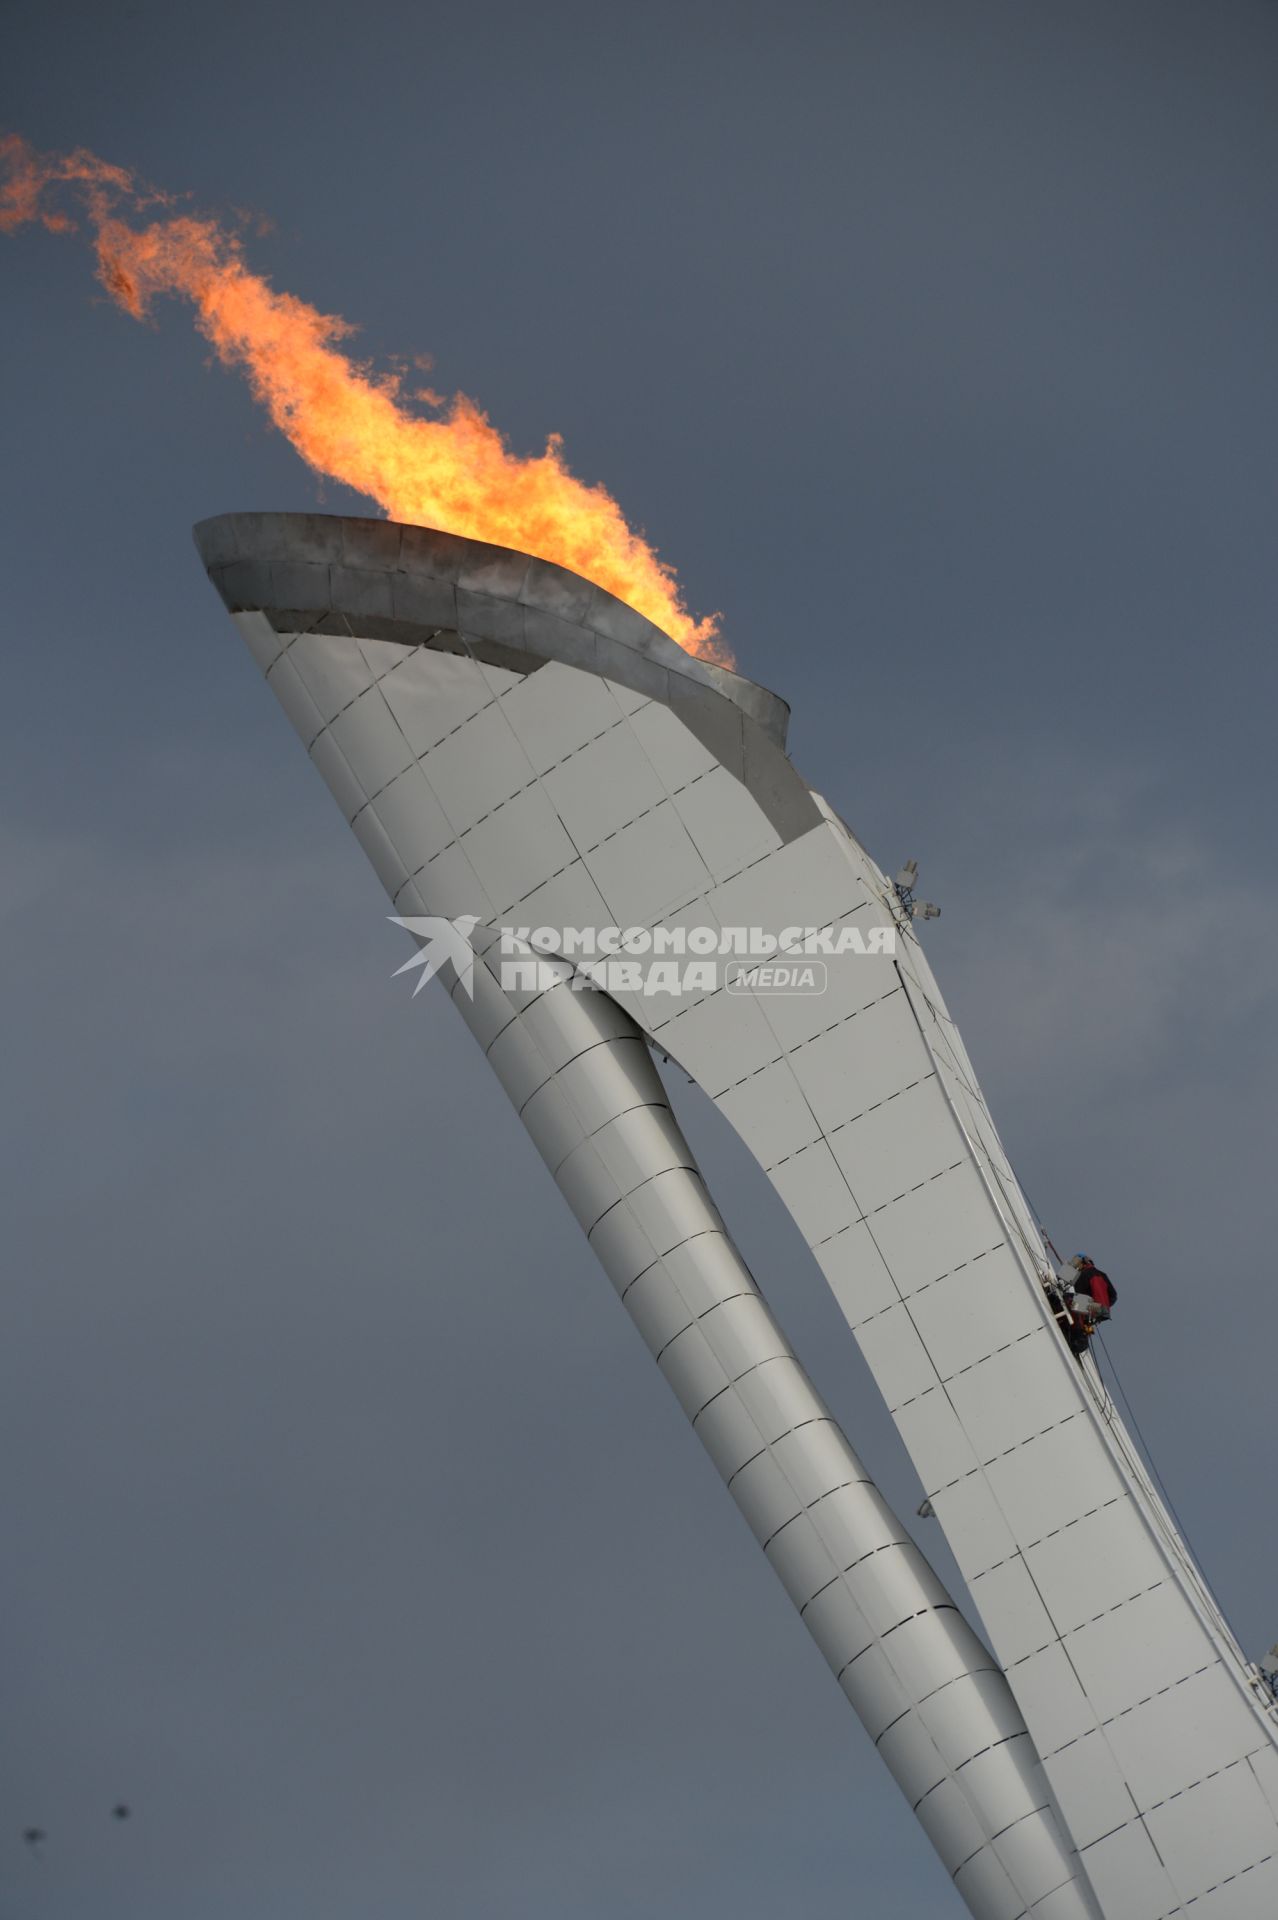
[3,3,1277,1914]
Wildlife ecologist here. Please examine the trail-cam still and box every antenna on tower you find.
[893,859,940,922]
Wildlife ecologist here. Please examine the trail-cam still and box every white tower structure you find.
[198,512,1278,1919]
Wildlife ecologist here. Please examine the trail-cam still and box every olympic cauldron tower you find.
[198,513,1278,1920]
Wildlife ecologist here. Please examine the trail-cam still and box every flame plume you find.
[2,134,727,664]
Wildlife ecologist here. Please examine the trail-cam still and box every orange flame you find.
[1,134,727,663]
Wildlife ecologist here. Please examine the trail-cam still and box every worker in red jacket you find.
[1069,1254,1116,1328]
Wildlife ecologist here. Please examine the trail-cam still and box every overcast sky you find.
[3,4,1278,1915]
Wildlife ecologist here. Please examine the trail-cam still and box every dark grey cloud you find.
[3,3,1277,1913]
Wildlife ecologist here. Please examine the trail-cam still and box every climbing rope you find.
[1089,1327,1204,1584]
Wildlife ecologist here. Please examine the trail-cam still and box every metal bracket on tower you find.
[894,858,941,922]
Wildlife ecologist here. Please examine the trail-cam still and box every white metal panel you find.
[1006,1644,1100,1758]
[716,1058,820,1170]
[803,1577,876,1669]
[946,1720,1044,1817]
[623,1265,696,1360]
[843,1639,915,1739]
[486,1017,554,1111]
[768,1139,860,1245]
[553,1037,659,1140]
[369,765,455,875]
[661,1231,761,1322]
[449,953,516,1053]
[907,1249,1043,1379]
[951,1849,1032,1920]
[995,1813,1089,1914]
[404,840,496,923]
[307,729,365,820]
[763,1515,841,1613]
[658,1322,734,1420]
[875,1709,948,1803]
[786,988,934,1132]
[1024,1501,1168,1633]
[733,1354,828,1446]
[809,1484,906,1572]
[748,931,900,1054]
[1103,1665,1265,1813]
[421,702,534,831]
[328,687,414,799]
[670,764,780,879]
[927,1477,1020,1589]
[856,1303,942,1413]
[979,1426,1116,1553]
[1190,1854,1278,1918]
[813,1222,901,1325]
[707,823,869,935]
[945,1333,1083,1461]
[617,1165,725,1258]
[587,1104,698,1199]
[887,1604,995,1704]
[1042,1737,1141,1852]
[289,629,374,723]
[694,1382,774,1481]
[894,1390,985,1499]
[1070,1829,1172,1920]
[771,1420,870,1509]
[1144,1763,1278,1906]
[350,805,406,897]
[626,698,719,791]
[1037,1883,1105,1920]
[460,785,579,915]
[377,647,497,755]
[518,1077,588,1174]
[731,1450,808,1542]
[541,724,666,847]
[519,977,636,1075]
[651,985,781,1098]
[970,1556,1065,1668]
[494,659,625,772]
[829,1078,960,1215]
[867,1157,1006,1297]
[505,862,612,953]
[388,877,427,918]
[232,609,286,673]
[265,653,326,745]
[913,1780,990,1884]
[844,1539,950,1639]
[699,1294,791,1381]
[586,1196,662,1290]
[1247,1746,1278,1821]
[582,804,712,927]
[354,634,413,682]
[600,675,650,716]
[1065,1583,1225,1715]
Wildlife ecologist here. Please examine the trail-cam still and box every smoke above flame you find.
[1,134,727,664]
